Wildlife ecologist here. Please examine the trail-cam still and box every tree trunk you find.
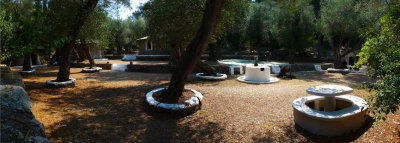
[317,34,324,59]
[289,15,300,65]
[168,50,177,65]
[196,61,217,76]
[334,50,342,69]
[169,43,181,65]
[73,47,83,62]
[52,48,60,62]
[216,41,222,60]
[116,45,122,55]
[163,0,226,101]
[289,47,295,64]
[327,34,342,68]
[22,54,32,71]
[125,42,132,53]
[333,45,344,69]
[82,39,95,68]
[333,44,361,69]
[208,43,217,61]
[56,0,99,82]
[171,43,217,76]
[172,43,181,63]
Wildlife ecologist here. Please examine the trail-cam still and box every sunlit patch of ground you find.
[17,66,399,142]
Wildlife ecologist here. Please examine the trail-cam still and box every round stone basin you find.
[237,64,279,84]
[244,64,270,81]
[82,67,102,73]
[146,88,203,112]
[292,95,369,136]
[305,98,353,111]
[195,73,227,80]
[18,69,36,75]
[46,78,76,88]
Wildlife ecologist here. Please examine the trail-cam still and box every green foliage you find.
[246,1,274,47]
[141,0,204,47]
[356,1,400,121]
[1,0,132,63]
[0,9,19,62]
[321,0,358,49]
[272,0,316,54]
[79,7,110,46]
[141,0,249,49]
[51,37,73,51]
[320,0,386,52]
[0,0,45,62]
[105,16,146,54]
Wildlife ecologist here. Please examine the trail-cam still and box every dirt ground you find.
[86,60,169,65]
[17,66,400,142]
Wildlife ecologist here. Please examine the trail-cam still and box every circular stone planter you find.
[46,78,76,88]
[81,67,102,73]
[195,73,227,80]
[18,69,36,76]
[146,88,203,112]
[292,95,368,137]
[236,76,279,84]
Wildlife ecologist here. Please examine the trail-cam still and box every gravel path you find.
[18,66,399,142]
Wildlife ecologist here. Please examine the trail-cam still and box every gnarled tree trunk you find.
[172,43,181,64]
[82,39,95,68]
[73,47,83,62]
[163,0,226,101]
[196,60,217,76]
[172,42,217,76]
[56,0,99,82]
[334,48,343,68]
[333,44,361,69]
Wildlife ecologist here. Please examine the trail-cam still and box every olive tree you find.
[0,0,45,70]
[320,0,387,68]
[356,1,400,121]
[43,0,129,82]
[145,0,228,102]
[141,0,249,76]
[272,0,316,64]
[77,7,110,69]
[246,1,275,61]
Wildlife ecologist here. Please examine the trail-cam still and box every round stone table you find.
[306,85,353,112]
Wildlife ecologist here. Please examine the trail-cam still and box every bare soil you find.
[82,59,169,65]
[153,90,195,104]
[15,66,400,142]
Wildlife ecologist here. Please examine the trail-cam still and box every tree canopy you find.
[320,0,387,68]
[140,0,249,52]
[272,0,316,64]
[356,1,400,121]
[1,0,47,65]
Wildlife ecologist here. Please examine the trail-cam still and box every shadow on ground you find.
[251,116,374,142]
[22,67,385,142]
[25,80,226,142]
